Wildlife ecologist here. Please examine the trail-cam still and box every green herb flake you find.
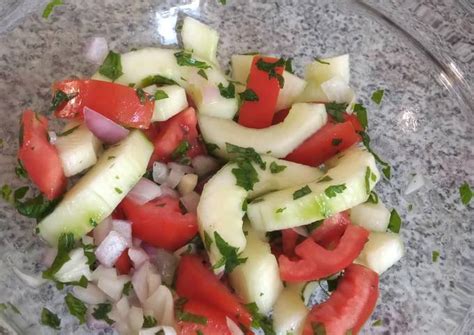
[317,176,333,183]
[293,185,312,200]
[143,315,157,328]
[50,90,75,113]
[115,187,123,194]
[16,194,60,219]
[353,103,368,129]
[15,160,28,179]
[242,198,248,212]
[41,307,61,330]
[324,184,347,198]
[276,207,286,214]
[13,186,29,201]
[408,203,413,211]
[227,143,265,191]
[122,281,133,295]
[218,0,227,5]
[246,302,275,335]
[325,102,348,123]
[314,58,330,65]
[213,231,247,273]
[359,131,391,179]
[285,57,294,74]
[153,89,169,101]
[42,0,63,19]
[1,184,12,202]
[372,319,383,327]
[331,138,342,146]
[65,293,87,324]
[327,277,339,292]
[204,231,213,251]
[307,220,323,233]
[432,250,440,263]
[205,142,219,153]
[99,51,123,81]
[136,88,148,104]
[459,182,472,205]
[177,311,208,325]
[43,233,75,280]
[365,167,376,195]
[140,75,178,87]
[197,69,208,80]
[218,82,236,99]
[174,51,211,70]
[239,88,259,102]
[57,125,80,137]
[255,58,285,88]
[171,140,190,160]
[92,303,113,325]
[7,302,20,314]
[367,191,379,204]
[387,209,402,233]
[371,89,385,105]
[270,161,287,174]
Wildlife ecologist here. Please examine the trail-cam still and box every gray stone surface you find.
[0,0,472,334]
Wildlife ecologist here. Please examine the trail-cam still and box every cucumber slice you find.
[198,103,327,159]
[92,48,238,119]
[273,284,308,335]
[181,17,219,65]
[55,122,102,177]
[229,225,283,314]
[247,146,380,232]
[38,130,153,245]
[355,232,404,274]
[144,85,188,122]
[197,156,323,270]
[350,200,391,232]
[231,54,253,85]
[305,54,350,85]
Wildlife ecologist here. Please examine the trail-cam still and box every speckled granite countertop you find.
[0,1,472,335]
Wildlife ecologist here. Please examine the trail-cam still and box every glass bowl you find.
[0,0,472,334]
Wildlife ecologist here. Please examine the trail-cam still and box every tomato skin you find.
[302,264,379,335]
[176,255,253,328]
[279,224,369,282]
[238,56,284,129]
[53,80,154,129]
[115,249,132,275]
[310,212,351,249]
[177,299,232,335]
[120,196,198,251]
[18,110,66,199]
[282,229,299,258]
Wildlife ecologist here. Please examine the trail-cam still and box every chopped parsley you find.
[57,125,80,137]
[364,167,377,195]
[314,58,330,65]
[143,315,157,328]
[41,308,61,330]
[293,185,312,200]
[227,143,265,191]
[285,57,294,74]
[331,138,342,146]
[197,69,208,79]
[325,102,348,123]
[246,302,275,335]
[49,90,75,113]
[371,89,385,105]
[136,88,148,104]
[324,184,347,198]
[255,57,285,88]
[92,303,113,325]
[359,131,391,179]
[353,103,368,129]
[43,233,75,280]
[122,281,133,296]
[204,231,213,251]
[459,182,472,205]
[140,74,178,87]
[367,191,379,204]
[171,140,190,160]
[205,142,219,154]
[98,51,123,81]
[218,82,236,99]
[213,231,247,273]
[154,90,169,101]
[432,250,440,263]
[276,207,286,214]
[177,311,208,325]
[317,176,333,183]
[15,193,59,219]
[42,0,63,19]
[269,161,287,174]
[239,88,259,102]
[387,209,402,233]
[65,293,87,324]
[114,187,123,194]
[372,319,383,327]
[15,160,28,179]
[174,51,211,69]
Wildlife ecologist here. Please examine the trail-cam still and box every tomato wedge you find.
[176,255,252,328]
[177,299,232,335]
[120,196,198,251]
[279,224,369,282]
[302,264,379,335]
[310,212,350,249]
[18,110,66,199]
[238,56,284,129]
[53,80,154,128]
[115,249,132,275]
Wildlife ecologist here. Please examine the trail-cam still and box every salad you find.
[7,16,405,335]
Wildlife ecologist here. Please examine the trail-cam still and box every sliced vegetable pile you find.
[4,16,407,335]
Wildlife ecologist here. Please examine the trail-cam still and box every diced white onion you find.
[191,155,220,177]
[177,174,199,196]
[95,231,128,267]
[41,247,57,267]
[160,185,179,198]
[127,178,163,205]
[167,162,194,174]
[128,247,149,268]
[48,131,57,144]
[73,283,108,305]
[404,173,425,195]
[153,249,179,286]
[153,161,170,184]
[98,274,130,302]
[13,267,47,288]
[142,285,175,326]
[82,235,94,246]
[91,265,117,282]
[128,306,144,334]
[180,191,200,213]
[93,216,113,246]
[84,36,109,64]
[227,317,244,335]
[164,168,185,189]
[132,262,157,303]
[140,326,177,335]
[55,248,92,283]
[292,226,308,237]
[321,76,355,104]
[114,296,130,320]
[112,219,132,247]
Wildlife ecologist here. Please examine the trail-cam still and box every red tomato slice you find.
[177,299,232,335]
[176,255,253,328]
[279,224,369,282]
[311,212,350,249]
[344,113,364,132]
[115,249,132,275]
[18,110,66,199]
[285,119,361,167]
[120,196,198,251]
[149,107,205,164]
[282,229,299,258]
[53,80,154,129]
[238,56,284,129]
[302,264,379,335]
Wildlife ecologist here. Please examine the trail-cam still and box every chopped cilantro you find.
[13,186,28,201]
[171,140,190,160]
[41,308,61,330]
[459,182,472,205]
[314,58,330,65]
[239,88,259,102]
[205,142,219,153]
[1,184,12,202]
[16,194,60,220]
[174,51,211,69]
[359,131,391,179]
[307,220,323,233]
[364,167,377,195]
[371,89,385,105]
[42,0,63,19]
[43,233,75,280]
[57,125,80,137]
[218,0,227,4]
[15,160,28,179]
[353,103,368,129]
[331,138,342,146]
[50,90,75,113]
[114,187,123,194]
[432,250,440,263]
[213,231,247,273]
[128,83,135,88]
[227,143,265,191]
[242,198,248,212]
[143,315,157,328]
[197,69,208,79]
[246,302,275,335]
[65,293,87,324]
[226,143,265,169]
[255,57,285,88]
[218,82,236,99]
[177,311,208,325]
[372,319,383,327]
[276,207,286,214]
[317,176,333,183]
[203,231,213,251]
[387,209,401,233]
[99,51,123,81]
[136,88,148,104]
[366,191,379,204]
[324,184,347,198]
[285,57,294,74]
[154,90,169,101]
[325,102,348,123]
[269,161,287,174]
[140,74,178,87]
[293,185,312,200]
[92,303,113,325]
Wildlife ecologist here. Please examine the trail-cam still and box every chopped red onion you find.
[227,317,244,335]
[152,161,169,184]
[127,178,162,205]
[95,231,128,267]
[13,267,47,288]
[180,191,200,213]
[292,226,309,237]
[128,247,149,268]
[73,283,108,304]
[48,131,57,144]
[93,216,112,246]
[84,106,129,144]
[112,219,132,247]
[153,249,179,286]
[168,162,194,174]
[191,155,220,177]
[84,36,109,64]
[164,168,185,189]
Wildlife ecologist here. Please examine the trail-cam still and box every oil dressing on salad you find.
[5,16,406,335]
